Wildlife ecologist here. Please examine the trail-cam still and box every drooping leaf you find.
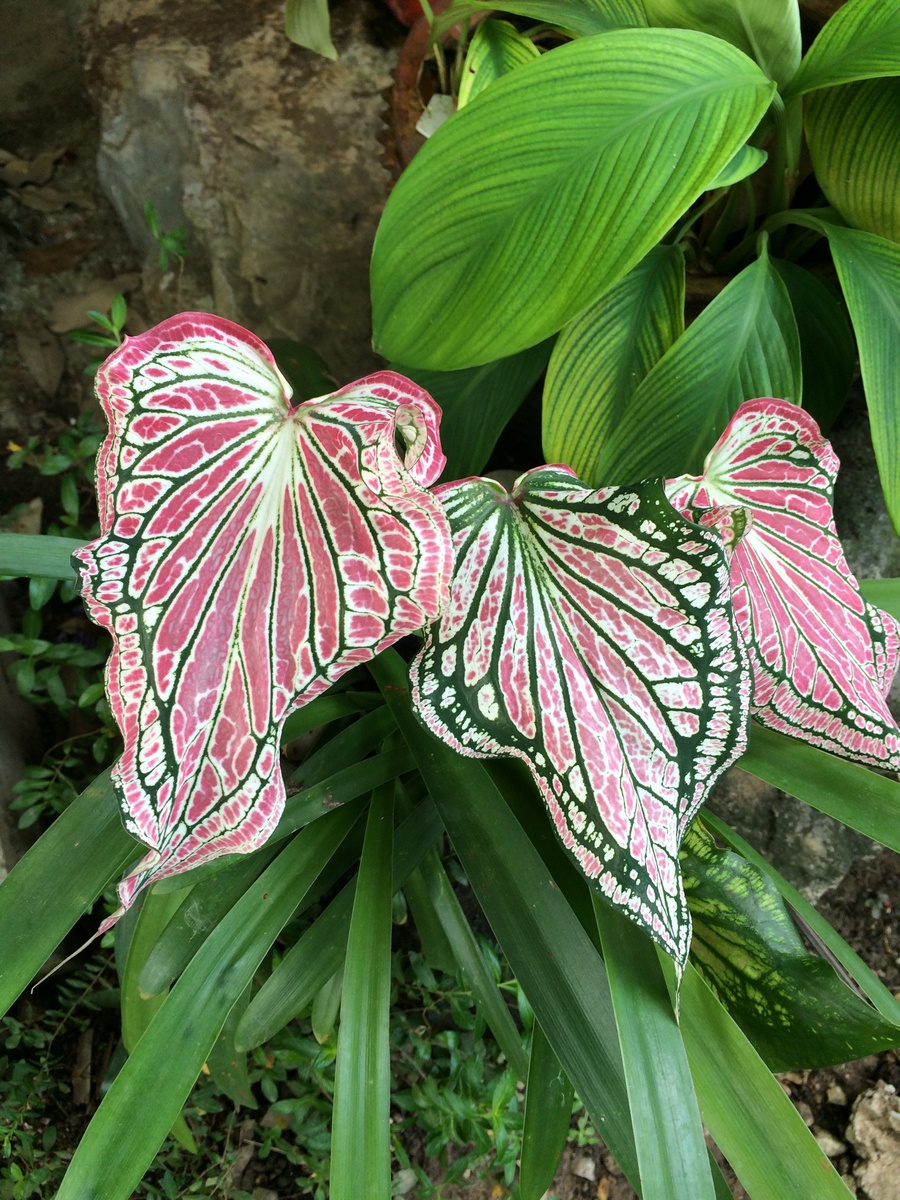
[284,0,337,59]
[595,245,801,482]
[458,19,540,109]
[542,244,685,484]
[772,258,855,431]
[683,820,900,1070]
[409,469,750,966]
[667,397,900,768]
[0,533,84,580]
[73,313,451,915]
[784,0,900,97]
[372,29,774,368]
[433,0,647,41]
[643,0,801,89]
[519,1023,574,1200]
[806,77,900,244]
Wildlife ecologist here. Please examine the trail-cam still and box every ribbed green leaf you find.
[683,820,900,1070]
[234,797,444,1050]
[331,785,394,1200]
[860,576,900,621]
[785,0,900,97]
[458,19,540,108]
[0,770,137,1020]
[372,29,774,368]
[643,0,801,89]
[519,1022,574,1200]
[371,649,640,1189]
[595,898,715,1200]
[825,224,900,531]
[284,0,337,59]
[56,806,358,1200]
[807,77,900,244]
[595,243,801,480]
[707,142,767,188]
[739,721,900,853]
[434,0,647,41]
[543,244,684,483]
[772,258,855,431]
[680,965,854,1200]
[0,533,84,580]
[392,341,551,483]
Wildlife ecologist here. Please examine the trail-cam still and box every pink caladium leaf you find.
[409,467,750,966]
[667,397,900,768]
[74,313,451,918]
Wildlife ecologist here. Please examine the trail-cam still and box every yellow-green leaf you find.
[458,19,540,109]
[785,0,900,97]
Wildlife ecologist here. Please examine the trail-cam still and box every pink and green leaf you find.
[667,397,900,768]
[409,468,750,966]
[73,313,451,915]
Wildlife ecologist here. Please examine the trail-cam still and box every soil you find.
[1,3,899,1199]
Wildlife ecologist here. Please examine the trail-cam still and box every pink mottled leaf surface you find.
[409,468,750,965]
[667,398,900,768]
[73,313,451,913]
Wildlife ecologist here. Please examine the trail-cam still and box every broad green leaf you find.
[458,19,540,109]
[680,964,855,1200]
[543,244,684,483]
[234,796,444,1050]
[0,771,137,1021]
[374,648,640,1188]
[668,399,900,769]
[372,30,775,368]
[74,315,451,912]
[434,0,647,41]
[860,576,900,621]
[519,1023,575,1200]
[643,0,801,89]
[683,820,900,1070]
[284,0,337,59]
[703,810,900,1029]
[594,898,715,1200]
[739,722,900,854]
[331,786,394,1200]
[597,245,801,481]
[816,225,900,531]
[56,807,358,1200]
[411,468,749,966]
[394,341,551,483]
[706,141,767,188]
[773,258,855,431]
[0,533,84,580]
[806,77,900,244]
[785,0,900,97]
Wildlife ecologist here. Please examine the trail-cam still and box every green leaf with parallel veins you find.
[0,533,84,580]
[433,0,647,41]
[284,0,337,59]
[458,19,540,109]
[706,142,768,188]
[643,0,801,89]
[806,77,900,244]
[595,244,801,481]
[683,820,900,1070]
[372,29,774,368]
[785,0,900,97]
[519,1023,574,1200]
[543,244,684,484]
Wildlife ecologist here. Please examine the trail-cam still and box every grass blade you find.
[519,1021,574,1200]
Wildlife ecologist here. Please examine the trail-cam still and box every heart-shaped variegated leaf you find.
[409,468,750,966]
[667,398,900,768]
[74,313,451,914]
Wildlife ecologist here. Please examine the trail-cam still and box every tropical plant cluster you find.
[1,0,900,1198]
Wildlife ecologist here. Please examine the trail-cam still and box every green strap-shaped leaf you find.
[806,77,900,244]
[0,770,137,1021]
[458,19,540,109]
[860,576,900,621]
[331,785,394,1200]
[205,985,256,1108]
[410,468,749,967]
[120,885,189,1050]
[543,244,685,485]
[682,820,900,1070]
[814,224,900,531]
[284,0,337,59]
[680,964,856,1200]
[372,29,774,368]
[773,258,855,431]
[594,897,716,1200]
[433,0,647,41]
[0,533,84,580]
[596,244,801,482]
[56,805,359,1200]
[784,0,900,97]
[643,0,801,89]
[519,1022,575,1200]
